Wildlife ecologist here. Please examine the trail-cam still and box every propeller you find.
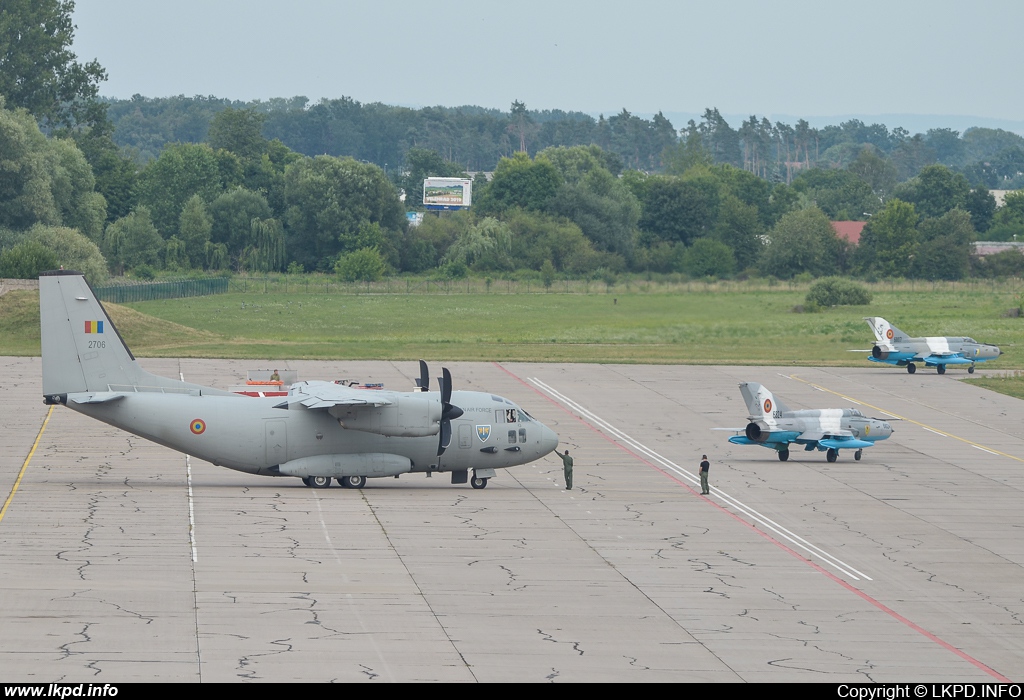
[436,366,464,456]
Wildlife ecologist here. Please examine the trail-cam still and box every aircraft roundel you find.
[190,419,207,435]
[886,328,894,340]
[763,398,772,413]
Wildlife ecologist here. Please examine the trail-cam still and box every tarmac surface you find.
[1,357,1022,682]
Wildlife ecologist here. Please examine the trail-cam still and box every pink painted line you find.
[494,362,1011,682]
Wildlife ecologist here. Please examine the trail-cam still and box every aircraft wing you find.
[274,381,394,410]
[922,353,973,366]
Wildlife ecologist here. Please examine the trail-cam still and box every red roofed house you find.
[831,221,866,246]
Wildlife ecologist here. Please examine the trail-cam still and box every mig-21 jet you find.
[864,317,1001,375]
[39,271,559,489]
[722,382,893,462]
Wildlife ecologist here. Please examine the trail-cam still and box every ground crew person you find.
[699,455,710,495]
[560,449,574,490]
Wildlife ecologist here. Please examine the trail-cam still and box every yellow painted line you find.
[0,406,54,524]
[786,375,1024,465]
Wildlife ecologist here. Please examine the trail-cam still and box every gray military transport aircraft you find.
[39,270,559,489]
[864,316,1001,375]
[722,382,893,462]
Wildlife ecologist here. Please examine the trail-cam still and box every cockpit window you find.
[519,410,533,422]
[850,409,863,417]
[965,338,976,343]
[491,395,504,402]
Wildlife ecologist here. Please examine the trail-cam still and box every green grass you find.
[964,372,1024,400]
[3,287,1022,367]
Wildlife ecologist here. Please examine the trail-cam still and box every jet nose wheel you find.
[470,476,488,489]
[826,448,838,463]
[854,449,863,461]
[968,365,976,374]
[309,475,332,488]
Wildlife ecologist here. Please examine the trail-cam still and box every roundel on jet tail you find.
[763,398,772,413]
[190,419,206,435]
[886,328,894,340]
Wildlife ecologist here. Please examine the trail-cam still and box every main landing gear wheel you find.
[339,475,366,489]
[301,477,311,487]
[907,363,917,375]
[778,449,790,462]
[854,449,863,461]
[470,476,489,489]
[937,364,946,375]
[968,364,976,374]
[309,475,332,488]
[826,448,838,463]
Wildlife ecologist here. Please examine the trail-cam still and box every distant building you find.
[974,241,1024,257]
[831,221,867,246]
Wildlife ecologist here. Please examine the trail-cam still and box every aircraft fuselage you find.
[58,389,557,478]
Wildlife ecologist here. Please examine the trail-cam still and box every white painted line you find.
[924,428,946,436]
[878,411,899,419]
[530,378,872,582]
[186,455,197,563]
[181,372,198,563]
[973,445,998,455]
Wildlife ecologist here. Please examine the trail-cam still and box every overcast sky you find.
[71,0,1024,125]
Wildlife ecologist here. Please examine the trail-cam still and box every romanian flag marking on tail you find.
[84,321,104,334]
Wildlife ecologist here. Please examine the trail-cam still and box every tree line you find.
[2,1,1024,285]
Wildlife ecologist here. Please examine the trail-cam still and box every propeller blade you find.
[441,367,452,405]
[437,420,452,456]
[416,360,429,391]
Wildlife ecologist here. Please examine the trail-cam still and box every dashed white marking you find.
[530,377,872,582]
[973,445,998,455]
[924,428,946,436]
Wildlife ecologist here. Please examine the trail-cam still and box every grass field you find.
[3,285,1023,368]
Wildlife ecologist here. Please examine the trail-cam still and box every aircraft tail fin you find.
[39,271,179,398]
[738,382,788,423]
[865,317,908,345]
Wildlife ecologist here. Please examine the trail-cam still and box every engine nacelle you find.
[745,421,771,443]
[328,395,441,437]
[872,345,889,360]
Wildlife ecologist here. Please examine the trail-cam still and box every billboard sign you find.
[423,177,472,210]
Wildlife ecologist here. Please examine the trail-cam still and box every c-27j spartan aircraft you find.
[39,270,559,490]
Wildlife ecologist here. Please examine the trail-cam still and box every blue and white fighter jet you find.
[865,317,1001,375]
[724,382,893,463]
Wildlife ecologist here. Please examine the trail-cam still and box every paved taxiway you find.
[1,357,1022,682]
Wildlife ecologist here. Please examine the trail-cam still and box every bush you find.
[805,277,872,307]
[334,247,386,282]
[0,241,58,278]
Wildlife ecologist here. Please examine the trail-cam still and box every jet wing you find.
[922,353,973,366]
[274,381,394,410]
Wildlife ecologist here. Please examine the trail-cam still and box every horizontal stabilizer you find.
[68,392,126,405]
